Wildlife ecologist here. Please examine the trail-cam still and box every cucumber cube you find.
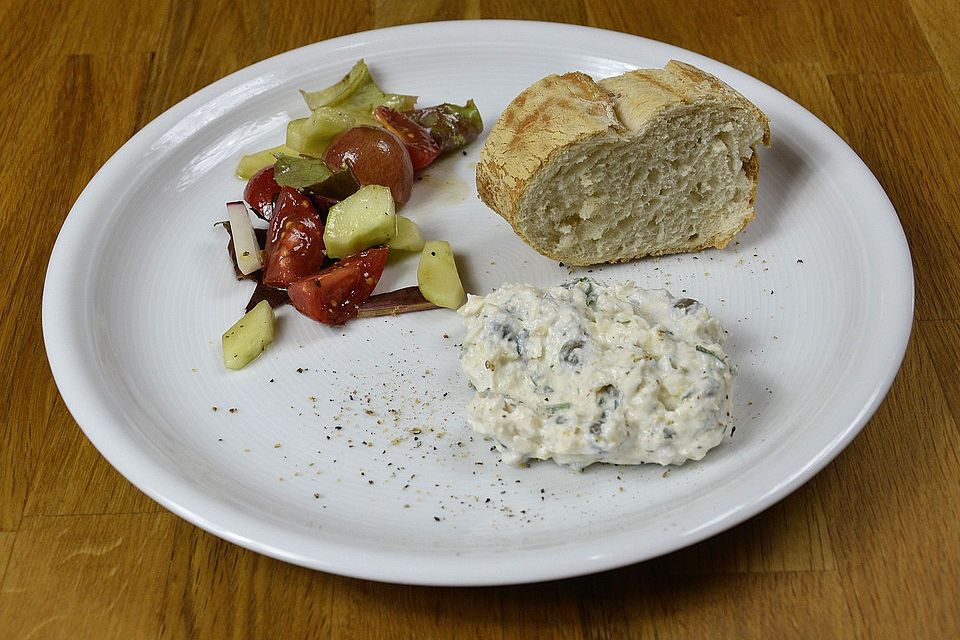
[323,184,397,258]
[222,300,275,370]
[236,144,296,180]
[417,240,466,309]
[386,215,425,252]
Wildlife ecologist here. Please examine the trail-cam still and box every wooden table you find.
[3,0,958,637]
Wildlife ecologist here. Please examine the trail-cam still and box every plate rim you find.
[42,19,915,586]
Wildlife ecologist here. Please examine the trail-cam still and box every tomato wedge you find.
[243,164,282,221]
[373,106,440,171]
[287,247,389,325]
[262,186,327,288]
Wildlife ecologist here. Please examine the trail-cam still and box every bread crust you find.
[475,61,771,265]
[476,72,622,235]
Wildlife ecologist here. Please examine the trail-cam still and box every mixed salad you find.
[219,60,483,370]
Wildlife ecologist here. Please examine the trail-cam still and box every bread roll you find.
[475,60,771,265]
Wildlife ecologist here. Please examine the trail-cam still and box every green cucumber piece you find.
[417,240,466,309]
[322,185,397,259]
[236,144,296,180]
[222,300,275,370]
[386,215,425,252]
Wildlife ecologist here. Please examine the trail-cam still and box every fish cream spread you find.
[457,278,735,469]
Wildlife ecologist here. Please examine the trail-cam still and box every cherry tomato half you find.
[262,186,327,288]
[373,106,440,171]
[243,164,282,221]
[287,247,389,325]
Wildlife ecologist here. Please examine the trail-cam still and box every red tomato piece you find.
[262,186,327,288]
[322,125,414,204]
[243,164,281,220]
[287,247,389,325]
[373,106,440,171]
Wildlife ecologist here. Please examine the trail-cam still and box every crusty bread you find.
[476,60,771,265]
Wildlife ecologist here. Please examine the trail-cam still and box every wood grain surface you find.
[3,0,958,637]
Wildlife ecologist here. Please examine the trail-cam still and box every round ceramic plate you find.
[43,20,913,586]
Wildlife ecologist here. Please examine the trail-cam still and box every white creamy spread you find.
[457,278,735,469]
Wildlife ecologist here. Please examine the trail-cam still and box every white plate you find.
[42,20,913,586]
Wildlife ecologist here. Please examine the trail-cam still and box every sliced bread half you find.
[475,60,771,265]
